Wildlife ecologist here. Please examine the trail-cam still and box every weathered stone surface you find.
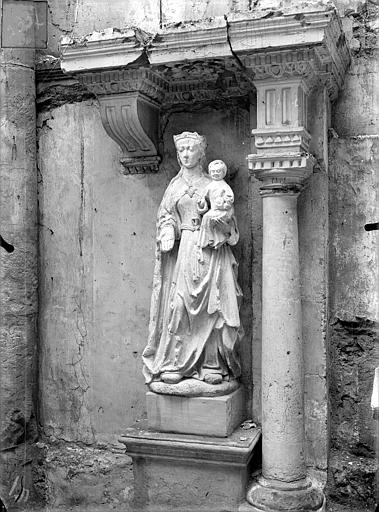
[0,47,38,510]
[146,388,245,436]
[34,442,134,510]
[45,0,160,54]
[38,102,157,443]
[299,87,330,471]
[329,137,378,323]
[121,421,260,512]
[327,448,377,508]
[328,132,378,505]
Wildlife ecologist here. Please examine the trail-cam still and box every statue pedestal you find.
[146,387,244,437]
[120,420,261,512]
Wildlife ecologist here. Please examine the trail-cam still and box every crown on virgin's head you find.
[173,132,207,149]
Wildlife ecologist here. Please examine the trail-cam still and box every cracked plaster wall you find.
[38,102,156,444]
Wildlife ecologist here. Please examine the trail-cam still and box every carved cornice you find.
[59,9,350,174]
[61,10,350,103]
[162,72,251,106]
[78,68,167,102]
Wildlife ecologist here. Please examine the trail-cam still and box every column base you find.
[120,420,261,511]
[240,476,325,512]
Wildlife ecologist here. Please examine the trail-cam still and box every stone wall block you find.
[329,137,378,321]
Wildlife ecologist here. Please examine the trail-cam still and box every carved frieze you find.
[244,49,318,85]
[254,128,311,154]
[79,68,167,103]
[162,73,251,106]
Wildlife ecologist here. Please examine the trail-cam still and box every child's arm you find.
[197,188,209,214]
[223,184,234,209]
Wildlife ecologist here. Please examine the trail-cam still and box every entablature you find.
[60,9,350,174]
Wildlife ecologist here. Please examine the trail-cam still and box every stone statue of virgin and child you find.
[142,131,244,396]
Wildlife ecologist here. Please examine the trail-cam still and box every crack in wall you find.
[78,137,85,258]
[224,14,255,88]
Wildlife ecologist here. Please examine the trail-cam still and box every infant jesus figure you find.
[197,159,237,251]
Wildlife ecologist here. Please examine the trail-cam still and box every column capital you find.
[249,153,316,196]
[248,72,316,193]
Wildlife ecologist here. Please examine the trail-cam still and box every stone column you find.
[244,76,325,511]
[0,15,38,508]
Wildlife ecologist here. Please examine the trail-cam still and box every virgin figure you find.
[142,132,243,391]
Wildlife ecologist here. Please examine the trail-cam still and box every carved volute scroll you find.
[79,69,166,174]
[98,92,160,174]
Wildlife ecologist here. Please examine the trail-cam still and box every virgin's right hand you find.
[161,235,175,252]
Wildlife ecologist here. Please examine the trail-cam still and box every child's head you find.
[208,160,227,181]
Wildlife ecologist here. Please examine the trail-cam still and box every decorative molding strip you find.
[253,128,311,154]
[243,49,319,84]
[120,155,160,175]
[61,10,350,102]
[162,73,251,106]
[79,68,168,102]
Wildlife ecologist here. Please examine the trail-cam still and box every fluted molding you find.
[78,69,165,174]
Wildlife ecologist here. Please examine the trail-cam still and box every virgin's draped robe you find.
[142,169,243,384]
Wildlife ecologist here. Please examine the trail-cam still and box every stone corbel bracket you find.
[79,68,167,174]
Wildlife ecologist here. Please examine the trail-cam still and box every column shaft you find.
[0,46,38,504]
[261,192,305,482]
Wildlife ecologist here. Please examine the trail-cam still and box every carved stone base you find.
[120,420,261,512]
[240,476,325,512]
[147,387,244,437]
[149,377,239,397]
